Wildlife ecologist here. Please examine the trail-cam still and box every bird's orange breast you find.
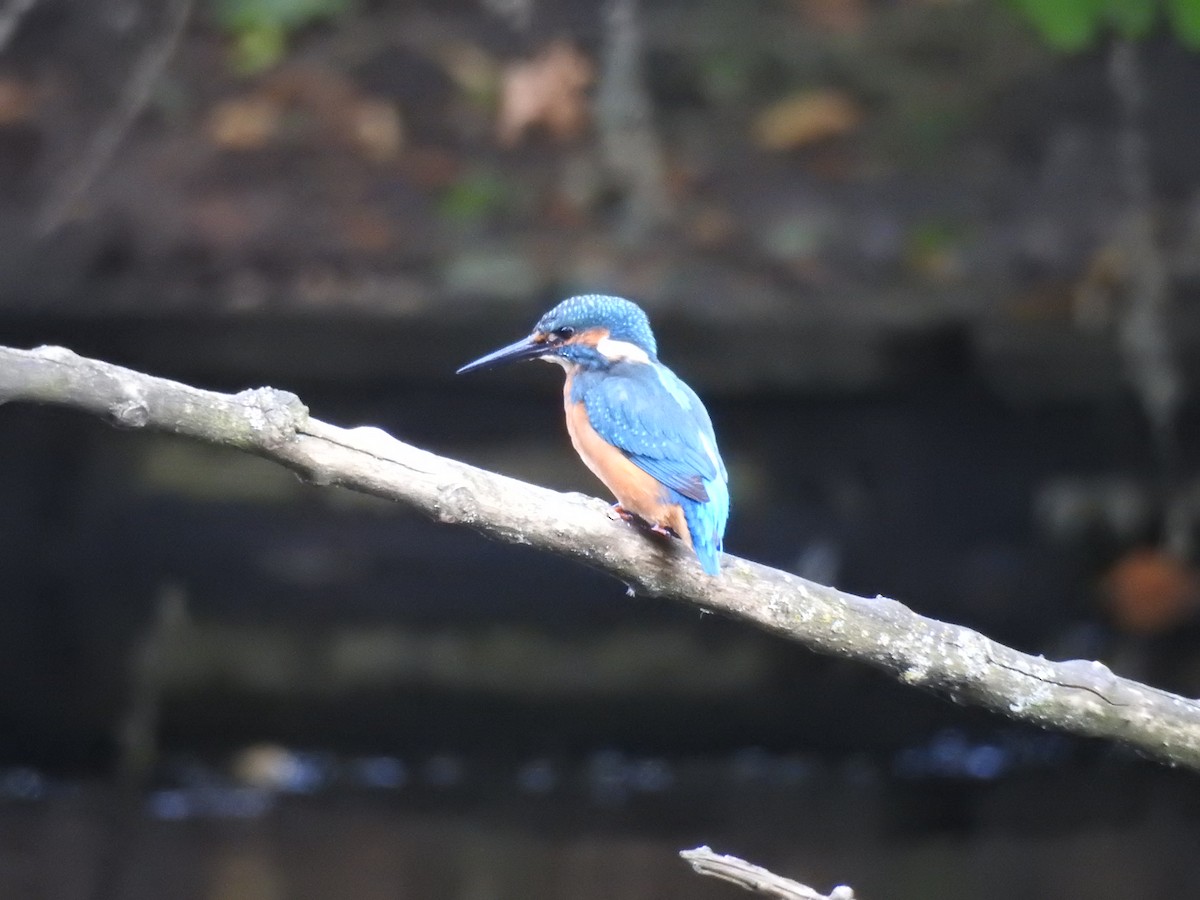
[563,387,691,546]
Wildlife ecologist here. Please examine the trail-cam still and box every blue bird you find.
[458,294,729,575]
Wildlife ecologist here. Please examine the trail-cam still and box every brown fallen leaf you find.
[207,65,405,161]
[207,96,283,151]
[0,77,35,125]
[497,39,594,147]
[401,147,462,189]
[753,89,863,152]
[687,205,737,248]
[335,208,396,253]
[350,98,404,162]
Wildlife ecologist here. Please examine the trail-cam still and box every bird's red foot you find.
[608,504,679,541]
[607,503,638,523]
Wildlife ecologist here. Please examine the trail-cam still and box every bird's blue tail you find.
[676,476,729,575]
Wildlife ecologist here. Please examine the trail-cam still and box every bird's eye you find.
[553,326,575,341]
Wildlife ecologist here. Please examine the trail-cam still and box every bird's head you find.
[457,294,658,375]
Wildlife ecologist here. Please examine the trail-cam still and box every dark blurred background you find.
[2,0,1200,897]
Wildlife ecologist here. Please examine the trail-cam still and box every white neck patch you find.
[595,337,651,365]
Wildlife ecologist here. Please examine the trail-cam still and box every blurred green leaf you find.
[1167,0,1200,47]
[1106,0,1158,38]
[908,219,962,256]
[439,170,514,224]
[1008,0,1103,51]
[213,0,349,30]
[231,25,287,73]
[1009,0,1200,49]
[700,53,752,105]
[211,0,351,72]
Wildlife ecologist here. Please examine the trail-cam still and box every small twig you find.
[3,343,1200,771]
[1107,40,1188,557]
[36,0,194,235]
[93,583,189,900]
[0,0,38,54]
[680,847,855,900]
[117,582,190,780]
[595,0,672,239]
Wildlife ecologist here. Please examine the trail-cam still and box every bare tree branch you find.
[680,847,854,900]
[3,343,1200,771]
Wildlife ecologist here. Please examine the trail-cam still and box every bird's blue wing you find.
[573,363,724,503]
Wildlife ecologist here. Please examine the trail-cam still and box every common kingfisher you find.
[458,294,729,575]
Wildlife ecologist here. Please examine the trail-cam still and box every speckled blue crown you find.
[536,295,658,358]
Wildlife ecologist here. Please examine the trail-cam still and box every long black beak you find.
[456,334,546,374]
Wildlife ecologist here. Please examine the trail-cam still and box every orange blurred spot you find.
[1104,548,1199,636]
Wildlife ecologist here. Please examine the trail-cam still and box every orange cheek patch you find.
[571,327,610,347]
